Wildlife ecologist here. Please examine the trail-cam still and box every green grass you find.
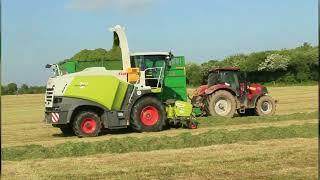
[198,111,318,127]
[1,86,318,179]
[2,123,317,161]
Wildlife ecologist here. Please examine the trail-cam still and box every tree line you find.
[186,42,318,86]
[2,42,317,95]
[1,83,46,95]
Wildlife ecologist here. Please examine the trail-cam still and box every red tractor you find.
[192,68,276,117]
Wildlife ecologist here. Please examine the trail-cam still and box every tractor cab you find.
[193,67,276,118]
[208,68,246,96]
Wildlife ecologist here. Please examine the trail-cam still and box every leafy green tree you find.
[18,84,29,94]
[6,83,18,95]
[186,63,202,86]
[258,54,290,71]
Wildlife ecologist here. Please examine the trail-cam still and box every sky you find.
[2,0,318,86]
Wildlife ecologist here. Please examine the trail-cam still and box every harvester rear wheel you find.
[73,111,102,137]
[255,95,276,116]
[208,90,236,117]
[131,96,166,132]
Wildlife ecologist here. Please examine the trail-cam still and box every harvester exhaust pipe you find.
[109,25,130,70]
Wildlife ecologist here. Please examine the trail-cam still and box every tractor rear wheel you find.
[73,111,102,137]
[131,96,166,132]
[255,95,276,116]
[208,90,236,117]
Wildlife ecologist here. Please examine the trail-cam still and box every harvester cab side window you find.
[143,55,166,87]
[130,55,166,88]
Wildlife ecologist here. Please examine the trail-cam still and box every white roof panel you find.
[130,52,170,56]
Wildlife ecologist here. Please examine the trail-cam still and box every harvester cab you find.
[129,52,171,88]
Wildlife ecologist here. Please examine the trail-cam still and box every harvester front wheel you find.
[131,96,166,132]
[255,95,276,116]
[208,90,236,117]
[73,111,102,137]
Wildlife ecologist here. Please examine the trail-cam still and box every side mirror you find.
[169,51,174,59]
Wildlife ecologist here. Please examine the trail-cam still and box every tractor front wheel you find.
[131,96,166,132]
[73,111,102,137]
[255,95,276,116]
[208,90,236,117]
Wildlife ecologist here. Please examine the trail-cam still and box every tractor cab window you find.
[220,71,240,90]
[208,71,222,87]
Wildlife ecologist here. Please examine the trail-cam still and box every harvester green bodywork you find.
[59,60,123,74]
[64,76,128,111]
[161,56,188,102]
[59,56,188,104]
[60,55,191,116]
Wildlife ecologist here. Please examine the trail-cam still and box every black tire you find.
[59,124,74,135]
[255,95,276,116]
[208,90,236,117]
[73,111,102,137]
[131,96,166,132]
[237,108,256,117]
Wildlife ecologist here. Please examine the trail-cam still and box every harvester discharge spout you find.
[109,25,130,70]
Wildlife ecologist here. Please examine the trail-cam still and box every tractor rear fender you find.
[205,85,237,96]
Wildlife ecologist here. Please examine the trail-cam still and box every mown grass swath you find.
[197,111,318,127]
[2,123,317,161]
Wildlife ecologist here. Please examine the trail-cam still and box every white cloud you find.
[65,0,155,13]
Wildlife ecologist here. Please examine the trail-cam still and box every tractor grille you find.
[45,87,54,107]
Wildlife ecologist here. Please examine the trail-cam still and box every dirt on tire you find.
[255,95,276,116]
[208,90,236,117]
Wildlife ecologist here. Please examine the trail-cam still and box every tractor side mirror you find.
[244,73,251,85]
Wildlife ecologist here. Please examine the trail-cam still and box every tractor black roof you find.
[209,67,240,72]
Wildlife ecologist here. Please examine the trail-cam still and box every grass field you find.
[1,85,318,179]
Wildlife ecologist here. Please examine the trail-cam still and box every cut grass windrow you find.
[197,111,318,127]
[2,123,317,161]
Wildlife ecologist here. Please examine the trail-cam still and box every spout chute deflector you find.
[110,25,130,70]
